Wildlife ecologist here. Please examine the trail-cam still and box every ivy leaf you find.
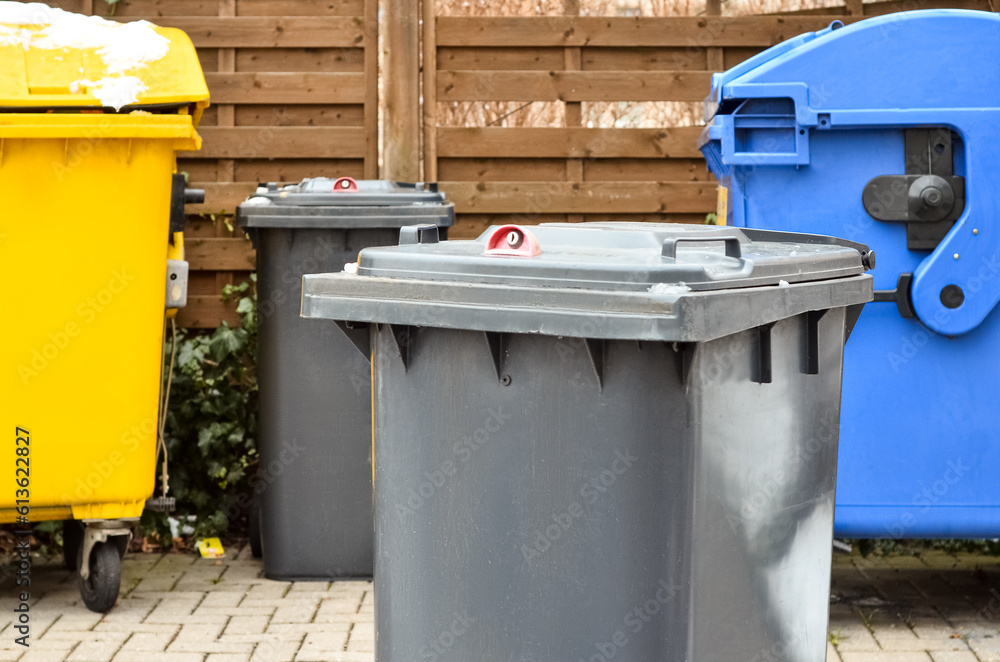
[209,325,242,362]
[236,297,254,315]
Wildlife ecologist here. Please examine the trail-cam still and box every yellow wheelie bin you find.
[0,7,209,611]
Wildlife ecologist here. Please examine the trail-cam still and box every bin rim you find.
[302,271,872,343]
[301,222,874,342]
[0,112,201,147]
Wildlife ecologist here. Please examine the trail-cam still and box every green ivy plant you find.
[141,277,259,546]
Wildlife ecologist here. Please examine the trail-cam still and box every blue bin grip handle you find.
[662,234,742,260]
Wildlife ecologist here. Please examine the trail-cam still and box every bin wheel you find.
[249,494,263,559]
[77,540,121,613]
[62,520,84,570]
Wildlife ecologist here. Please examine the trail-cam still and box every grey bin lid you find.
[237,179,455,230]
[302,223,874,343]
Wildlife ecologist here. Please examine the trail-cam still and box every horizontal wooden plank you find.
[234,159,364,183]
[452,213,706,238]
[236,0,366,16]
[438,47,711,72]
[43,0,85,11]
[185,238,256,271]
[176,295,240,329]
[442,181,716,214]
[438,70,712,102]
[123,17,367,48]
[113,0,218,16]
[189,182,266,213]
[437,127,705,159]
[864,0,992,15]
[582,47,708,72]
[438,158,570,182]
[187,269,225,295]
[437,16,855,48]
[236,47,364,73]
[181,216,230,240]
[438,47,564,71]
[778,0,991,15]
[234,105,365,127]
[450,214,570,239]
[185,127,366,159]
[205,73,365,104]
[585,158,712,182]
[176,159,218,182]
[724,47,763,70]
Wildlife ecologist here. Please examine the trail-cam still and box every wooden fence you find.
[34,0,998,327]
[42,0,379,327]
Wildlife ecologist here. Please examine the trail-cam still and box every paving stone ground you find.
[1,545,999,661]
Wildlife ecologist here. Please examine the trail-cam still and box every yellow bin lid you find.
[0,4,209,114]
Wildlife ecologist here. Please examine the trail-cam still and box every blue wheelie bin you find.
[700,9,1000,538]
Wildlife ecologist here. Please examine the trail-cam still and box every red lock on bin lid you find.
[484,225,541,257]
[332,177,359,192]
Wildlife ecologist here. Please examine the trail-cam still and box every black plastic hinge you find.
[873,273,916,319]
[169,174,205,243]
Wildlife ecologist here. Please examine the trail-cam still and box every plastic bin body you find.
[699,9,1000,537]
[238,179,453,580]
[302,222,873,661]
[0,19,208,524]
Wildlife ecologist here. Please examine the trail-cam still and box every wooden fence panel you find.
[38,0,379,327]
[428,8,862,238]
[28,1,995,327]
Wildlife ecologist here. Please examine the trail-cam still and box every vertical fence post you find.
[215,0,237,296]
[423,0,438,182]
[565,0,583,223]
[364,0,380,179]
[706,0,724,73]
[383,0,422,182]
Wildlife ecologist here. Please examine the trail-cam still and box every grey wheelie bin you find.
[236,177,453,580]
[301,222,874,661]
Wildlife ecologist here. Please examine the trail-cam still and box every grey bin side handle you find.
[661,234,742,259]
[399,224,440,245]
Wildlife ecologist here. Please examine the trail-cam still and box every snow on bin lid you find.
[237,179,455,230]
[302,222,875,343]
[0,2,209,111]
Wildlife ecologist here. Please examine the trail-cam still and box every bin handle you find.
[662,234,742,260]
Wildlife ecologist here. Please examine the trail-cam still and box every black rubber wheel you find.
[62,520,84,570]
[248,493,263,559]
[77,540,121,613]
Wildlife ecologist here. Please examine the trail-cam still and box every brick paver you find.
[2,545,998,660]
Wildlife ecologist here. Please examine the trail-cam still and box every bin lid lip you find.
[0,5,209,111]
[348,222,870,293]
[240,179,451,208]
